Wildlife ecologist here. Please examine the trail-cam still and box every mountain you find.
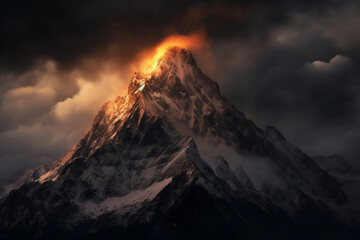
[314,155,360,223]
[0,47,359,239]
[314,155,357,176]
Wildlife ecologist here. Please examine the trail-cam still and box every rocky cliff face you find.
[0,48,359,239]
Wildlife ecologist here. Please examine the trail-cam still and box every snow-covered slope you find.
[0,47,359,239]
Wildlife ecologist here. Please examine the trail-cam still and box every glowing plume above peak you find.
[136,31,208,74]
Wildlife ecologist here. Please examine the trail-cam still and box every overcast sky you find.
[0,0,359,180]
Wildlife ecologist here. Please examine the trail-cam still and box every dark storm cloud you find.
[217,2,360,166]
[0,0,348,73]
[0,0,360,179]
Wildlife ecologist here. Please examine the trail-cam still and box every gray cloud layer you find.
[0,0,360,180]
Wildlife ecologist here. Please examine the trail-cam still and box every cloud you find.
[2,85,56,123]
[217,3,360,167]
[319,6,360,48]
[310,55,352,69]
[221,49,360,167]
[303,55,355,78]
[0,60,126,179]
[1,0,339,73]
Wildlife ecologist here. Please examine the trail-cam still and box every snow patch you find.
[196,139,286,191]
[134,83,145,94]
[81,177,172,216]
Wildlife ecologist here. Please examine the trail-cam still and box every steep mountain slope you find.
[0,47,359,239]
[314,155,360,224]
[314,155,357,176]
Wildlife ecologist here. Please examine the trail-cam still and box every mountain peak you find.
[128,47,196,95]
[157,47,197,66]
[128,47,216,101]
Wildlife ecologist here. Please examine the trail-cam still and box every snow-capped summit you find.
[0,48,359,239]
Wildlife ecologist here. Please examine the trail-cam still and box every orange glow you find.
[135,31,208,74]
